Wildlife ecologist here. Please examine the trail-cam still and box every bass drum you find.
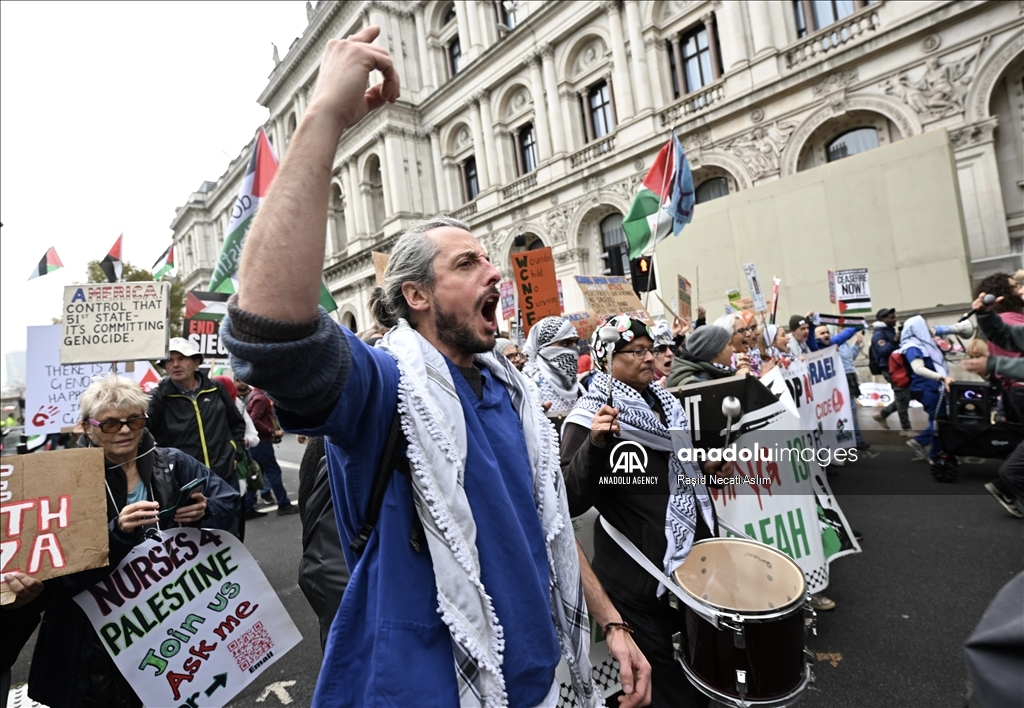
[672,538,811,707]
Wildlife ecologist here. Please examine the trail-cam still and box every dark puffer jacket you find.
[28,431,239,708]
[147,370,246,483]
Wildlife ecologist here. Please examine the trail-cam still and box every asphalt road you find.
[9,433,1023,708]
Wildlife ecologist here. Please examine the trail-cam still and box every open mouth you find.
[480,292,500,334]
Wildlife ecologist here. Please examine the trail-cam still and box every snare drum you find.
[671,538,812,707]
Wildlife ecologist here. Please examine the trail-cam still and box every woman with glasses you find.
[27,374,238,708]
[523,316,583,417]
[495,336,527,372]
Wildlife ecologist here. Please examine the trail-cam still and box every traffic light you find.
[630,256,656,294]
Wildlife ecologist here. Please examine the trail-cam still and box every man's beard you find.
[435,298,495,356]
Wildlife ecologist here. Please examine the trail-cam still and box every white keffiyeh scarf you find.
[377,320,596,707]
[564,372,716,592]
[524,317,582,414]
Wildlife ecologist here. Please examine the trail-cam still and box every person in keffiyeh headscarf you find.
[561,314,724,708]
[523,316,583,416]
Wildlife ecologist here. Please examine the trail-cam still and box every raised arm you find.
[237,26,399,321]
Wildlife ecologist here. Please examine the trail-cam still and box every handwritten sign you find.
[574,275,652,324]
[565,310,601,343]
[511,247,561,333]
[1,448,109,604]
[75,528,302,707]
[677,275,692,320]
[499,280,516,321]
[62,282,170,364]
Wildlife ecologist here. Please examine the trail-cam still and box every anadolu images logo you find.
[610,441,648,475]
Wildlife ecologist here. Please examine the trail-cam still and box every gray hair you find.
[369,216,470,328]
[713,313,740,332]
[80,373,149,422]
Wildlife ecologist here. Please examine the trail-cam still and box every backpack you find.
[888,351,913,388]
[868,352,882,376]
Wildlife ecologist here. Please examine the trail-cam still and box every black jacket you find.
[147,369,245,484]
[28,431,239,708]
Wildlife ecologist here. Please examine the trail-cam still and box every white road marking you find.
[256,680,297,704]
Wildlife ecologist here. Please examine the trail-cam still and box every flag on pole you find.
[208,128,338,311]
[152,244,175,280]
[623,134,694,259]
[28,247,63,280]
[100,234,123,283]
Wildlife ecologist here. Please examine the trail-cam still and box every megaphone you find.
[933,321,974,338]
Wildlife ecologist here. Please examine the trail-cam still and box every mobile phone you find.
[158,477,207,522]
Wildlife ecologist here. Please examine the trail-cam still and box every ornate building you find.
[171,0,1023,331]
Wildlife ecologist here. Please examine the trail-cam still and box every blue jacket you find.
[871,324,899,373]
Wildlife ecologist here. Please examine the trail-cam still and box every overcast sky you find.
[0,1,310,385]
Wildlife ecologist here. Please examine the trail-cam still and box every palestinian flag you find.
[100,234,123,283]
[28,247,63,280]
[185,290,230,320]
[151,244,175,280]
[622,134,694,259]
[207,127,338,312]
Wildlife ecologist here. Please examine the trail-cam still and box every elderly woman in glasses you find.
[27,374,239,708]
[561,315,724,708]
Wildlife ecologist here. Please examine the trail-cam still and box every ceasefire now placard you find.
[61,283,170,364]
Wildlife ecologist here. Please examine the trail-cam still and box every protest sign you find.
[499,280,516,321]
[75,528,302,707]
[26,325,127,435]
[858,381,893,408]
[132,360,163,393]
[743,263,767,312]
[827,270,837,305]
[1,448,108,604]
[565,310,601,343]
[725,288,742,313]
[778,347,856,451]
[511,247,561,333]
[372,251,390,286]
[836,268,871,314]
[62,282,170,364]
[184,291,231,362]
[574,275,652,324]
[677,275,692,320]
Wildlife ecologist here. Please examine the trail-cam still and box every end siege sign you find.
[62,282,170,364]
[0,448,109,604]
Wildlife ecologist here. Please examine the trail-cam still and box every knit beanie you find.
[789,314,807,331]
[686,325,732,362]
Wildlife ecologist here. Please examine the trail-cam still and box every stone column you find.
[404,130,424,215]
[624,0,652,112]
[442,158,458,208]
[747,2,775,57]
[559,88,578,153]
[495,128,511,182]
[377,133,394,217]
[476,0,493,48]
[467,97,490,190]
[579,90,595,142]
[526,53,552,160]
[348,159,367,236]
[604,0,634,120]
[465,0,484,56]
[382,128,404,215]
[703,13,723,80]
[414,6,433,92]
[453,1,474,62]
[511,127,525,175]
[427,39,443,87]
[478,91,501,186]
[368,4,390,86]
[644,35,665,106]
[387,11,407,90]
[541,44,566,154]
[340,159,359,241]
[716,3,749,71]
[429,127,447,212]
[671,36,687,94]
[360,183,376,234]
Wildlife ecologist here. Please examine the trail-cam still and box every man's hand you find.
[605,627,652,707]
[307,26,400,133]
[3,572,45,608]
[590,405,620,447]
[972,291,1003,314]
[672,317,690,337]
[961,357,989,375]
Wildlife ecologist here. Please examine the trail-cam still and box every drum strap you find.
[598,515,721,629]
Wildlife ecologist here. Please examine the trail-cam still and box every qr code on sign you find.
[228,621,274,672]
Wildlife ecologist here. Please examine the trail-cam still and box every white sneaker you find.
[899,429,916,438]
[906,439,928,460]
[872,413,890,430]
[985,482,1024,519]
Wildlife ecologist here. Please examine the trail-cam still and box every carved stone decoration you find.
[546,205,572,244]
[721,121,797,180]
[574,38,607,78]
[750,108,765,124]
[680,130,712,168]
[606,173,645,206]
[555,248,589,266]
[633,158,645,172]
[882,42,986,121]
[456,127,471,149]
[658,0,694,24]
[550,195,559,206]
[921,34,941,54]
[948,117,998,149]
[812,70,858,96]
[511,88,530,113]
[584,176,605,192]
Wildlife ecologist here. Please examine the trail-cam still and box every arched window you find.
[342,312,357,331]
[826,128,879,162]
[695,177,729,203]
[600,213,629,276]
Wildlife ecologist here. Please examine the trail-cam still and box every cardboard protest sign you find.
[511,247,561,333]
[499,280,516,321]
[75,528,302,707]
[565,310,601,343]
[574,275,652,324]
[677,275,692,320]
[62,282,170,364]
[26,325,127,435]
[184,291,230,362]
[835,268,871,314]
[743,263,767,312]
[1,448,108,604]
[372,251,390,286]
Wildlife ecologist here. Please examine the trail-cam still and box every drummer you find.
[561,314,726,708]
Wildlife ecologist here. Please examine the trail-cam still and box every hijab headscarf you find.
[898,315,947,376]
[523,316,582,412]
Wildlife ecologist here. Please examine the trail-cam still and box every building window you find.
[495,0,516,30]
[666,22,722,98]
[695,177,729,203]
[599,213,629,276]
[447,38,462,78]
[462,156,479,201]
[826,128,879,162]
[581,80,615,143]
[794,0,869,38]
[517,123,538,175]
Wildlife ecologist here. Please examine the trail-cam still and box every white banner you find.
[61,282,170,364]
[858,381,893,408]
[743,262,767,312]
[75,528,301,708]
[779,347,856,452]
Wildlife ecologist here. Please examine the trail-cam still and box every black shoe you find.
[277,504,300,516]
[853,529,864,542]
[244,509,264,521]
[259,493,274,505]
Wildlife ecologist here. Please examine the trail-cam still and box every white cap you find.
[165,337,203,363]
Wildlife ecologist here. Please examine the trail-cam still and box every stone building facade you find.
[171,0,1023,331]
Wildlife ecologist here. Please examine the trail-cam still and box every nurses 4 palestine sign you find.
[61,283,170,364]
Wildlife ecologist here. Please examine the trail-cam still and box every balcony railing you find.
[785,7,881,69]
[569,134,616,168]
[501,172,538,200]
[450,201,478,220]
[659,82,725,127]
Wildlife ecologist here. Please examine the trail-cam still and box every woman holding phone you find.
[28,374,238,708]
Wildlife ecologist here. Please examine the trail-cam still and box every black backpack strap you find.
[350,410,407,556]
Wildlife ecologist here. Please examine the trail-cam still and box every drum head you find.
[674,538,805,613]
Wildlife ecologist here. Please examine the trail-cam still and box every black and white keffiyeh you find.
[377,320,596,707]
[523,316,582,415]
[564,372,715,593]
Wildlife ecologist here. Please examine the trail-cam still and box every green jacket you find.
[667,353,735,388]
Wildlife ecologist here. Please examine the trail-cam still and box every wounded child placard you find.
[74,527,302,708]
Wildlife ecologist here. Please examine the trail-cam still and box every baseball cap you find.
[875,308,895,320]
[165,337,203,364]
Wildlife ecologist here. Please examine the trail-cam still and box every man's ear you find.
[402,281,431,315]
